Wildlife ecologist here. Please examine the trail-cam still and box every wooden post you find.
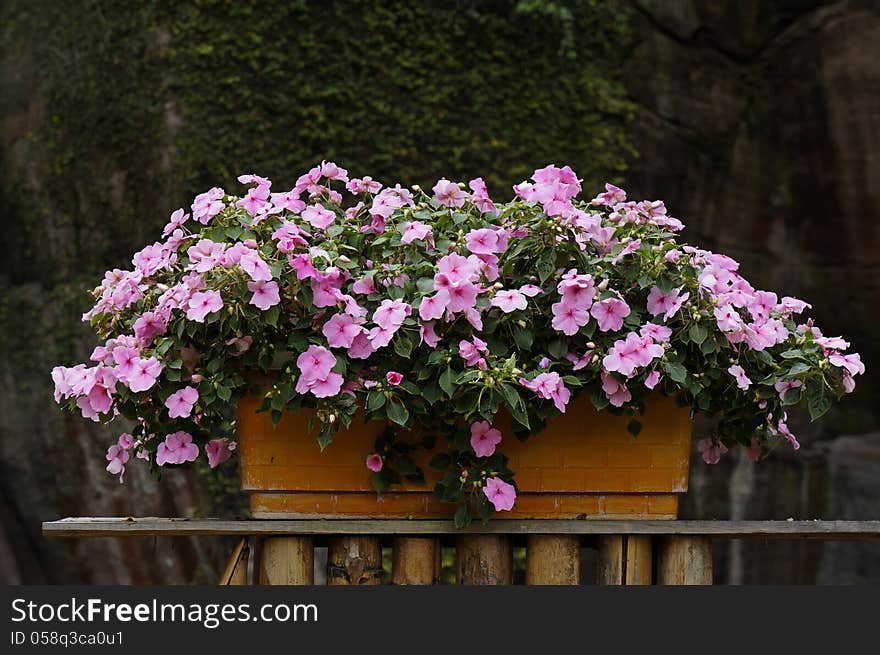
[219,538,250,585]
[392,537,440,585]
[597,535,652,585]
[327,536,383,585]
[526,535,580,585]
[657,536,712,585]
[456,535,512,585]
[258,537,314,585]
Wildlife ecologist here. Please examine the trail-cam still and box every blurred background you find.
[1,0,878,584]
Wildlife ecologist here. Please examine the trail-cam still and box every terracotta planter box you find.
[238,393,692,519]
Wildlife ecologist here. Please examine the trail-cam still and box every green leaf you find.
[627,419,642,437]
[500,383,530,429]
[787,362,811,376]
[547,338,567,359]
[439,366,456,398]
[536,249,556,284]
[317,424,334,451]
[780,349,805,360]
[217,385,232,402]
[782,386,802,406]
[808,391,832,421]
[688,324,707,345]
[453,503,472,528]
[393,332,414,358]
[264,306,280,327]
[386,400,410,426]
[512,327,533,350]
[371,472,388,497]
[663,362,687,383]
[365,390,386,412]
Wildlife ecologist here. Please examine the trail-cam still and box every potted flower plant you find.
[51,162,864,526]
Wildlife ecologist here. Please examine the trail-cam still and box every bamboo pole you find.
[597,535,653,585]
[455,535,512,585]
[657,536,712,585]
[392,537,440,585]
[219,538,250,585]
[327,536,383,585]
[258,537,314,585]
[526,535,580,584]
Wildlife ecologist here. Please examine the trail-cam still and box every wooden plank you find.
[258,537,313,585]
[456,535,512,585]
[42,518,880,539]
[625,535,653,585]
[657,536,712,585]
[326,536,382,585]
[526,535,580,584]
[219,538,249,585]
[392,537,440,585]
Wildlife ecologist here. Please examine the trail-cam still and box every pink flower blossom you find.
[469,177,497,213]
[186,290,223,322]
[519,284,542,297]
[156,431,199,466]
[483,476,516,511]
[774,378,802,400]
[551,301,590,336]
[239,251,273,282]
[192,187,225,224]
[714,304,743,332]
[640,322,672,343]
[432,179,468,207]
[126,356,162,393]
[419,292,449,321]
[727,364,751,390]
[600,372,631,407]
[590,297,630,332]
[347,176,383,194]
[323,313,363,349]
[366,454,384,472]
[465,228,504,255]
[520,372,570,413]
[165,386,199,419]
[591,182,626,206]
[386,371,403,386]
[302,205,336,229]
[206,438,235,468]
[105,444,130,483]
[420,321,440,348]
[187,239,226,272]
[557,270,595,307]
[289,253,319,280]
[470,421,502,457]
[401,221,433,246]
[352,275,376,295]
[133,312,167,342]
[459,337,489,367]
[247,280,280,310]
[646,287,689,320]
[491,289,527,313]
[162,208,190,237]
[828,353,864,377]
[644,370,661,389]
[372,298,411,331]
[697,438,728,464]
[295,345,344,398]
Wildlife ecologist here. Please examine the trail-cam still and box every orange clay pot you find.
[237,393,692,519]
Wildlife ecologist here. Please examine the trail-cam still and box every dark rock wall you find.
[0,0,877,583]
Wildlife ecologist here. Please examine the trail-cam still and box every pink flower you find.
[483,476,516,512]
[418,292,449,321]
[470,421,502,457]
[551,301,590,336]
[323,313,363,349]
[727,364,751,390]
[247,280,280,310]
[289,253,319,280]
[165,386,199,419]
[162,208,190,237]
[600,372,631,407]
[644,370,661,389]
[468,177,497,213]
[386,371,403,386]
[519,284,542,297]
[352,275,376,295]
[126,356,162,393]
[640,322,672,343]
[714,304,743,332]
[192,187,225,224]
[432,178,468,207]
[206,438,235,468]
[490,289,527,313]
[366,453,384,472]
[186,290,223,322]
[372,298,411,330]
[156,431,199,466]
[401,221,433,245]
[646,287,689,320]
[459,337,489,367]
[302,205,336,229]
[347,176,383,194]
[465,228,504,255]
[420,321,440,348]
[295,345,344,398]
[828,353,864,377]
[557,270,595,307]
[187,239,226,272]
[697,438,728,464]
[133,311,167,342]
[520,372,570,413]
[590,297,630,332]
[774,378,802,400]
[603,333,642,377]
[239,252,273,282]
[105,443,130,483]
